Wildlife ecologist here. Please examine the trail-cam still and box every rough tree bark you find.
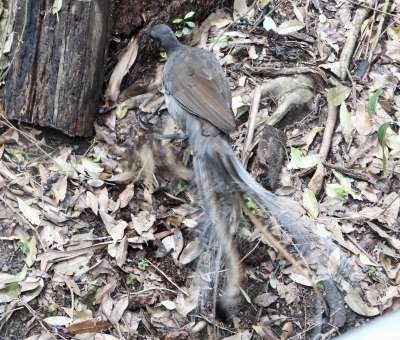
[5,0,113,136]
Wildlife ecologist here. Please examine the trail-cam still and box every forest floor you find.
[1,0,400,339]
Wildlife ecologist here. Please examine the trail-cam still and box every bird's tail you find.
[191,132,243,320]
[189,130,348,319]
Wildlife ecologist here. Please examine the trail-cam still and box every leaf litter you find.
[2,0,400,339]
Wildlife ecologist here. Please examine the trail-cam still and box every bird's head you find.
[145,24,180,53]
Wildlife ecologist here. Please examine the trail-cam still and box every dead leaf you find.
[67,320,112,335]
[179,240,203,264]
[277,20,306,34]
[368,222,400,250]
[109,220,128,242]
[107,39,138,102]
[17,198,41,226]
[55,272,81,296]
[95,281,117,304]
[132,211,155,235]
[119,183,134,208]
[110,296,128,323]
[99,187,108,213]
[52,175,67,203]
[254,292,279,307]
[86,191,99,215]
[99,210,116,234]
[353,104,373,135]
[116,236,128,267]
[281,322,293,340]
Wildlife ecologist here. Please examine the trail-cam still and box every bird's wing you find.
[163,48,236,135]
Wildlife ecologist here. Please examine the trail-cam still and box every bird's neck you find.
[163,39,186,56]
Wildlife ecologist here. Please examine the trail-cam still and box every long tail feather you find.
[189,129,348,321]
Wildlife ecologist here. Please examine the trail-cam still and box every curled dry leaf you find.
[233,0,253,20]
[277,20,306,34]
[119,183,134,208]
[179,240,203,264]
[110,220,128,242]
[340,279,379,316]
[162,228,184,260]
[17,198,41,226]
[67,320,112,335]
[116,236,128,267]
[302,126,324,150]
[53,254,91,276]
[86,191,99,215]
[368,221,400,250]
[52,175,68,203]
[81,158,104,174]
[254,292,279,307]
[99,210,116,234]
[132,211,156,235]
[99,187,109,213]
[38,164,48,185]
[110,296,129,323]
[87,179,105,187]
[107,39,139,102]
[281,322,293,340]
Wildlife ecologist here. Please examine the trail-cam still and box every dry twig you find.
[308,105,337,194]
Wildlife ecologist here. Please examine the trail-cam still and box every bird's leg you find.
[153,133,188,140]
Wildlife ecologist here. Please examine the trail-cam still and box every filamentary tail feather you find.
[189,129,343,319]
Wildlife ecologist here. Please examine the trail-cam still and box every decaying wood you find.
[250,124,287,191]
[5,0,113,136]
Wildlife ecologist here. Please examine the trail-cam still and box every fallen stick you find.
[308,105,337,195]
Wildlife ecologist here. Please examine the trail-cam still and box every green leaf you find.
[378,122,390,170]
[239,286,252,303]
[175,30,183,37]
[115,105,128,119]
[381,243,395,258]
[359,253,377,266]
[303,188,319,219]
[186,21,195,27]
[326,183,348,202]
[244,197,257,216]
[367,88,382,116]
[361,18,372,35]
[327,86,351,106]
[173,18,183,23]
[2,265,27,283]
[184,11,195,19]
[0,282,21,303]
[378,122,390,147]
[339,102,352,141]
[25,237,37,267]
[176,183,187,196]
[287,147,320,170]
[332,169,362,200]
[182,27,191,35]
[213,36,229,43]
